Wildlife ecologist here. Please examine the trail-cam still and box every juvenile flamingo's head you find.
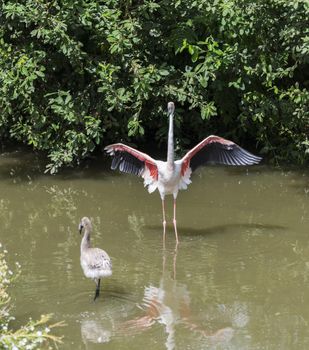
[79,217,92,234]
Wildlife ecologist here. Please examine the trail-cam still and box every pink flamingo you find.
[105,102,261,244]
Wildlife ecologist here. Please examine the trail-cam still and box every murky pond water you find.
[0,149,308,349]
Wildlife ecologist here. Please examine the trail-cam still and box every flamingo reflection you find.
[117,245,234,349]
[81,319,111,347]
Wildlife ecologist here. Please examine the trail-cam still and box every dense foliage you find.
[0,245,64,349]
[0,0,308,172]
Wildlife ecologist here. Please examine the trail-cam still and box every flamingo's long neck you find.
[167,103,175,168]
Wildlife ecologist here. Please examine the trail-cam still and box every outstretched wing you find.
[104,143,158,181]
[180,135,262,175]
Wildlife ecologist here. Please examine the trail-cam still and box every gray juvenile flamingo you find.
[105,102,261,244]
[79,217,112,300]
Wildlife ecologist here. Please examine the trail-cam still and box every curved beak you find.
[79,224,83,234]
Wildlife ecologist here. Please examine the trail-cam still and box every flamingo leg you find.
[162,199,166,245]
[173,198,179,244]
[94,278,101,301]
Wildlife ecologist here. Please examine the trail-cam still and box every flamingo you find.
[105,102,261,244]
[79,217,112,300]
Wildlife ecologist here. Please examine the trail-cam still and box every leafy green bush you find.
[0,244,64,349]
[0,0,308,172]
[180,0,309,164]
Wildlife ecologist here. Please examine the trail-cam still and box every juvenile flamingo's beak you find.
[79,224,83,234]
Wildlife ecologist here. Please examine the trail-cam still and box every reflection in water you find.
[128,213,145,241]
[115,246,234,350]
[0,198,12,229]
[79,244,234,349]
[81,319,111,346]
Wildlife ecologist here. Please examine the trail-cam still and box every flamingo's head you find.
[167,101,175,115]
[78,217,92,234]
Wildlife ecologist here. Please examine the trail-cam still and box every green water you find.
[0,149,308,349]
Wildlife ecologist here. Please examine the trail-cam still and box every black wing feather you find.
[190,142,262,171]
[111,151,145,176]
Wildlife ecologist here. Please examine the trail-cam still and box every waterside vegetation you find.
[0,245,64,349]
[0,0,308,173]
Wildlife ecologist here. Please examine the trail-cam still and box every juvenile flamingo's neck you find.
[81,229,91,251]
[167,102,175,168]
